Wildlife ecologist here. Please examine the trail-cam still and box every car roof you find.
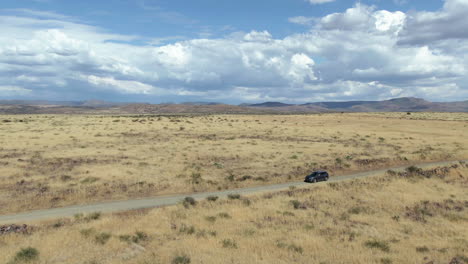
[313,170,327,173]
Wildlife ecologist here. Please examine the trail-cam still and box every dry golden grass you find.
[0,113,467,214]
[1,163,467,264]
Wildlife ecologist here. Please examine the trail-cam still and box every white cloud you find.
[153,43,191,68]
[373,10,406,33]
[85,75,155,94]
[0,2,467,103]
[288,16,315,26]
[288,53,317,83]
[16,75,40,82]
[398,0,468,45]
[0,86,32,96]
[319,3,375,31]
[243,30,272,42]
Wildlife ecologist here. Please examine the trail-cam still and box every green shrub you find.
[238,175,252,181]
[213,162,224,169]
[52,220,65,228]
[290,200,300,209]
[119,231,149,244]
[206,196,218,202]
[84,212,101,222]
[276,241,303,254]
[242,198,252,206]
[60,175,72,181]
[81,177,100,184]
[133,231,148,243]
[242,229,256,236]
[218,212,231,219]
[227,194,241,200]
[226,173,235,182]
[416,246,429,253]
[288,244,303,254]
[190,173,202,184]
[80,228,95,238]
[290,200,306,209]
[348,206,368,215]
[205,216,217,223]
[381,258,392,264]
[74,213,84,221]
[179,225,196,235]
[221,239,238,249]
[364,240,390,252]
[172,254,191,264]
[118,234,132,243]
[95,232,112,245]
[406,166,422,175]
[13,247,39,262]
[182,197,197,208]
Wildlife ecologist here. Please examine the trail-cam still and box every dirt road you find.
[0,160,465,224]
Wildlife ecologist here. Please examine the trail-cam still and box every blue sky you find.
[2,0,444,42]
[0,0,467,103]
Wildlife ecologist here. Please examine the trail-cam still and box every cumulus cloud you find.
[398,0,468,45]
[319,3,376,31]
[243,31,272,42]
[288,16,315,26]
[0,1,467,103]
[317,3,406,34]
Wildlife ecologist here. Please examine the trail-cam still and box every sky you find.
[0,0,467,103]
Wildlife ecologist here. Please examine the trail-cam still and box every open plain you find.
[1,161,467,264]
[0,112,467,215]
[0,112,467,264]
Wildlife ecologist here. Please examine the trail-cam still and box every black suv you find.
[304,170,329,183]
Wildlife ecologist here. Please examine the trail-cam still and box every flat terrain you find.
[1,162,467,264]
[0,159,462,224]
[0,113,467,214]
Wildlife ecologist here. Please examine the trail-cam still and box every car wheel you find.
[325,177,329,181]
[312,179,317,183]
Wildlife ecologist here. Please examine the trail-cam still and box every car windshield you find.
[311,172,319,176]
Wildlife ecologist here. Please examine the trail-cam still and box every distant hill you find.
[0,97,466,114]
[0,100,124,107]
[247,97,468,112]
[248,102,294,107]
[181,102,223,106]
[0,100,82,106]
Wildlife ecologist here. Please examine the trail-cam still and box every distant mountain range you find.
[244,97,468,112]
[0,100,125,107]
[0,97,467,114]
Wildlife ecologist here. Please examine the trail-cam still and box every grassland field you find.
[0,112,467,264]
[0,112,467,215]
[1,162,467,264]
